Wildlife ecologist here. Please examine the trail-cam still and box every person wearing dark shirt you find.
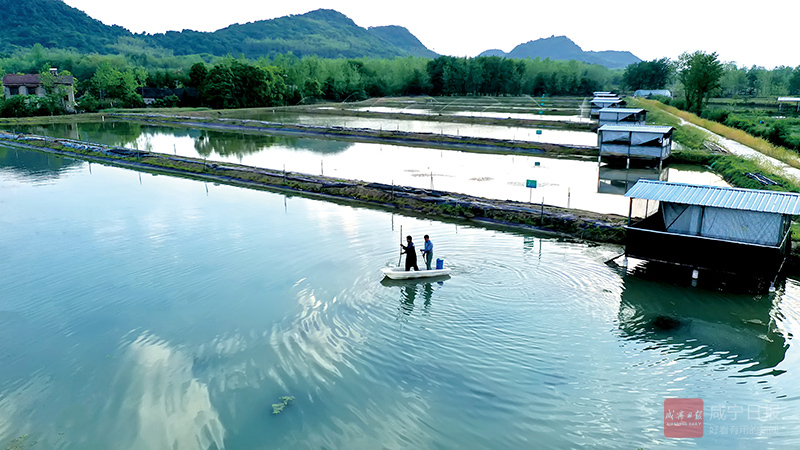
[421,235,434,270]
[401,235,419,271]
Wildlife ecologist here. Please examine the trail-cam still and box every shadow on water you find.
[618,263,788,374]
[0,144,82,181]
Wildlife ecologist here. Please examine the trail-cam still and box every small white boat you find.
[381,267,452,280]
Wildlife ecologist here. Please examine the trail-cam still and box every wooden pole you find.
[397,225,403,267]
[540,198,544,226]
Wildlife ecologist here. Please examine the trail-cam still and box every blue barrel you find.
[436,258,444,270]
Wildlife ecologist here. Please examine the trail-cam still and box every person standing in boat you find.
[401,235,419,271]
[421,234,433,270]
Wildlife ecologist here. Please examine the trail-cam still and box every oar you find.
[397,225,403,267]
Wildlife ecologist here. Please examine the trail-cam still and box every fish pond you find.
[11,120,726,216]
[0,145,799,449]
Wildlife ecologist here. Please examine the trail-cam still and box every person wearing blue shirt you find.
[421,234,434,270]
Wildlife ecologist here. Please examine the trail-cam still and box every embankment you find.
[0,131,626,244]
[108,113,599,157]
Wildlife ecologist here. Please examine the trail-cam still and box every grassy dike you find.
[5,106,800,264]
[104,112,598,157]
[632,97,800,169]
[0,132,628,244]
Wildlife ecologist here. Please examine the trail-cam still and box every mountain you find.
[479,35,640,69]
[143,9,427,59]
[0,3,436,60]
[0,0,128,54]
[367,26,438,58]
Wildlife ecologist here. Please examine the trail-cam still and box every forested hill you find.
[143,9,434,59]
[367,26,439,58]
[0,2,436,60]
[479,36,640,69]
[0,0,129,55]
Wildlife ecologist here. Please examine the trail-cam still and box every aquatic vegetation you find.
[272,396,295,415]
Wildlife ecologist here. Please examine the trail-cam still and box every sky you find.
[63,0,799,69]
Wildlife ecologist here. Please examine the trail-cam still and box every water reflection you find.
[597,165,668,195]
[5,121,727,216]
[109,333,226,450]
[381,277,448,316]
[618,268,788,373]
[0,144,82,181]
[194,130,353,158]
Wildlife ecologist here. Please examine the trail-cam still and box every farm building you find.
[597,124,674,167]
[778,97,800,111]
[598,108,647,127]
[593,91,618,98]
[590,97,625,117]
[2,69,75,112]
[624,180,800,281]
[633,89,672,98]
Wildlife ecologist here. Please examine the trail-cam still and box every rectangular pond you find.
[1,145,799,449]
[9,121,727,216]
[204,110,598,147]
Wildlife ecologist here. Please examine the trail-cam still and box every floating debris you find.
[272,396,295,415]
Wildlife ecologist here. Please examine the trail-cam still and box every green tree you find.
[187,62,208,88]
[622,58,672,90]
[199,59,288,109]
[789,67,800,95]
[677,51,723,116]
[85,63,144,108]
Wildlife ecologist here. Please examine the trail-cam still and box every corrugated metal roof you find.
[777,97,800,102]
[598,108,645,113]
[599,124,674,133]
[625,180,800,214]
[591,98,622,102]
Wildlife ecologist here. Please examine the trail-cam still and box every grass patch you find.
[709,154,800,192]
[627,98,710,151]
[635,98,800,170]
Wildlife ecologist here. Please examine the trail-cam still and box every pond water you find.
[1,145,799,449]
[350,106,592,123]
[9,121,726,216]
[210,111,597,147]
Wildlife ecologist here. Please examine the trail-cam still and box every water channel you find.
[10,120,726,216]
[1,145,798,449]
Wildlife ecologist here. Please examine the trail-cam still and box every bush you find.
[0,95,34,117]
[669,98,687,110]
[701,108,729,123]
[151,95,180,108]
[77,93,101,112]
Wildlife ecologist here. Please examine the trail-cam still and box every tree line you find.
[624,51,800,151]
[0,45,620,116]
[623,54,800,109]
[3,43,799,123]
